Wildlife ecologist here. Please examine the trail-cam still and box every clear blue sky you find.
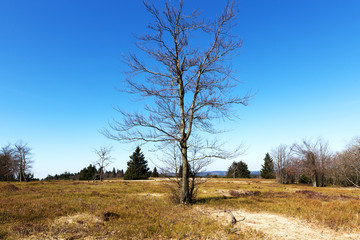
[1,0,359,179]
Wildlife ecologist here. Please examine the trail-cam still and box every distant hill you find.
[199,171,260,177]
[198,171,227,176]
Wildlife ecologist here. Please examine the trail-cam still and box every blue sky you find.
[1,0,359,179]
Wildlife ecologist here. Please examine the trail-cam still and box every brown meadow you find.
[0,178,359,239]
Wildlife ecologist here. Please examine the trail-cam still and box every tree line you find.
[44,166,125,181]
[272,138,360,187]
[45,146,160,181]
[224,154,275,179]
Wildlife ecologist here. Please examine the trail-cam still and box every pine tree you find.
[79,164,97,180]
[237,161,251,178]
[152,167,159,177]
[226,161,251,178]
[123,147,150,180]
[260,153,275,179]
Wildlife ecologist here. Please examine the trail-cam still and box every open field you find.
[1,179,359,239]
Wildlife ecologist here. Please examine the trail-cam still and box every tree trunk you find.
[181,145,190,203]
[19,163,23,182]
[312,171,317,187]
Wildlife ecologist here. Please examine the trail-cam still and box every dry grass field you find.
[1,178,359,239]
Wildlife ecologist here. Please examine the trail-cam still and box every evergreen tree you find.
[123,147,150,180]
[79,164,97,180]
[152,167,159,177]
[226,161,251,178]
[260,153,275,179]
[237,161,251,178]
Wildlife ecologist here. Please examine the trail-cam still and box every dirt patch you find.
[197,207,359,240]
[1,184,19,192]
[53,213,103,228]
[136,193,164,197]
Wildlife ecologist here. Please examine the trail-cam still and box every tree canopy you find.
[226,160,251,178]
[124,147,150,180]
[260,153,275,179]
[105,0,249,203]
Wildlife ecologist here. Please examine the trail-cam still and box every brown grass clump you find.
[102,211,120,221]
[229,190,261,197]
[90,191,101,197]
[1,183,19,192]
[295,190,330,200]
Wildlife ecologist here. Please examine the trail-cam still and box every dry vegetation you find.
[0,179,359,239]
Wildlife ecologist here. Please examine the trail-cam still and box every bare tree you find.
[105,0,249,203]
[332,137,360,187]
[14,142,33,182]
[159,138,216,202]
[94,146,113,181]
[272,144,294,184]
[292,139,331,187]
[0,144,16,181]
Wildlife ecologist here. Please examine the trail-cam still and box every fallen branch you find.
[224,210,245,224]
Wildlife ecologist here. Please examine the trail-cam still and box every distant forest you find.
[44,165,124,181]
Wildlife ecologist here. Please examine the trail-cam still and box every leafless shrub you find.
[94,146,113,182]
[229,190,241,197]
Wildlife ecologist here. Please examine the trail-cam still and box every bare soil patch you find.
[138,192,164,197]
[198,207,360,240]
[53,213,103,228]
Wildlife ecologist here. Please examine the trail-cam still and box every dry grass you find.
[197,179,360,232]
[0,180,264,239]
[0,178,359,239]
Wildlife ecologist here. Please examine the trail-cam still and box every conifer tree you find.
[152,167,159,177]
[79,164,97,180]
[260,153,275,179]
[124,147,150,180]
[226,161,251,178]
[237,161,251,178]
